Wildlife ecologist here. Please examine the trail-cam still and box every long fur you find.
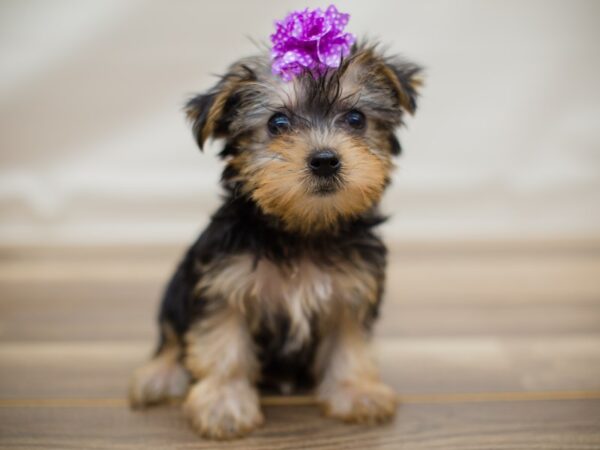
[130,42,422,440]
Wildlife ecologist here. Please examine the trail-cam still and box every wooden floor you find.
[1,241,600,449]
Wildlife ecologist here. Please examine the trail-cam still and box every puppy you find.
[129,42,421,439]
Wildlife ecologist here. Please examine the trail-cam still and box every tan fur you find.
[342,46,419,115]
[237,131,392,235]
[315,309,397,423]
[184,307,259,380]
[129,323,190,408]
[185,253,389,433]
[195,253,380,351]
[186,47,423,235]
[207,49,418,234]
[184,376,264,439]
[183,308,263,439]
[143,42,421,439]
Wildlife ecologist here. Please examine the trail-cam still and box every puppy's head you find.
[186,43,422,235]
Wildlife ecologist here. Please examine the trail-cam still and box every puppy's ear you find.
[185,65,255,150]
[184,92,218,150]
[347,45,423,116]
[382,59,423,115]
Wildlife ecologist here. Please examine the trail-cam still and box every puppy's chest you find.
[202,254,375,350]
[252,257,333,310]
[247,257,339,352]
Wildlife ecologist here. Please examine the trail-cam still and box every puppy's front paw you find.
[183,378,264,439]
[129,356,190,409]
[320,379,398,424]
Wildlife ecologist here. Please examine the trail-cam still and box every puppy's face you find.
[186,44,421,235]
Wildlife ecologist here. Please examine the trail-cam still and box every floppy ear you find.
[185,66,254,150]
[381,58,423,115]
[185,92,217,150]
[347,45,423,116]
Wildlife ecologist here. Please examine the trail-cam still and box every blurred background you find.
[1,1,600,447]
[1,0,599,246]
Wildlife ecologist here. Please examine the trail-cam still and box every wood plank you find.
[1,401,599,449]
[0,244,599,448]
[0,281,160,342]
[386,254,600,306]
[1,336,599,400]
[3,390,600,409]
[378,302,600,337]
[2,252,600,341]
[2,253,600,307]
[2,279,599,341]
[2,237,599,260]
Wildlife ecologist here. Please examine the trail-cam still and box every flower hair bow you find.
[270,5,356,81]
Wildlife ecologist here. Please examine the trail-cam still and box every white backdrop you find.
[1,0,599,245]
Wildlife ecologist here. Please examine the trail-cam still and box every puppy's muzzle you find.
[308,149,341,178]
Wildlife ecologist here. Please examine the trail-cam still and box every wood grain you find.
[1,401,599,449]
[1,336,599,400]
[0,243,599,449]
[2,251,600,341]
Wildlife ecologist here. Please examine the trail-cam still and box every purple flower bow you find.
[270,5,356,81]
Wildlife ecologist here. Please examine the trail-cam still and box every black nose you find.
[308,150,341,177]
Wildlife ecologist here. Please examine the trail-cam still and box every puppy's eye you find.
[268,113,291,135]
[345,110,366,130]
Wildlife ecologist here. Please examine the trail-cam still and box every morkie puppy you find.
[129,6,421,440]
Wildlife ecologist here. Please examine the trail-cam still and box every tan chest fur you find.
[197,254,378,351]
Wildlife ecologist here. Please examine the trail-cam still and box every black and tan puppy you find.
[129,42,421,439]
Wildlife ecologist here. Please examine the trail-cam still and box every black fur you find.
[155,44,421,393]
[389,134,402,156]
[387,60,421,114]
[158,191,387,388]
[186,66,258,149]
[185,93,216,150]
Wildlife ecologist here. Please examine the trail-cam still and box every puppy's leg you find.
[129,323,191,408]
[183,307,263,439]
[315,310,397,424]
